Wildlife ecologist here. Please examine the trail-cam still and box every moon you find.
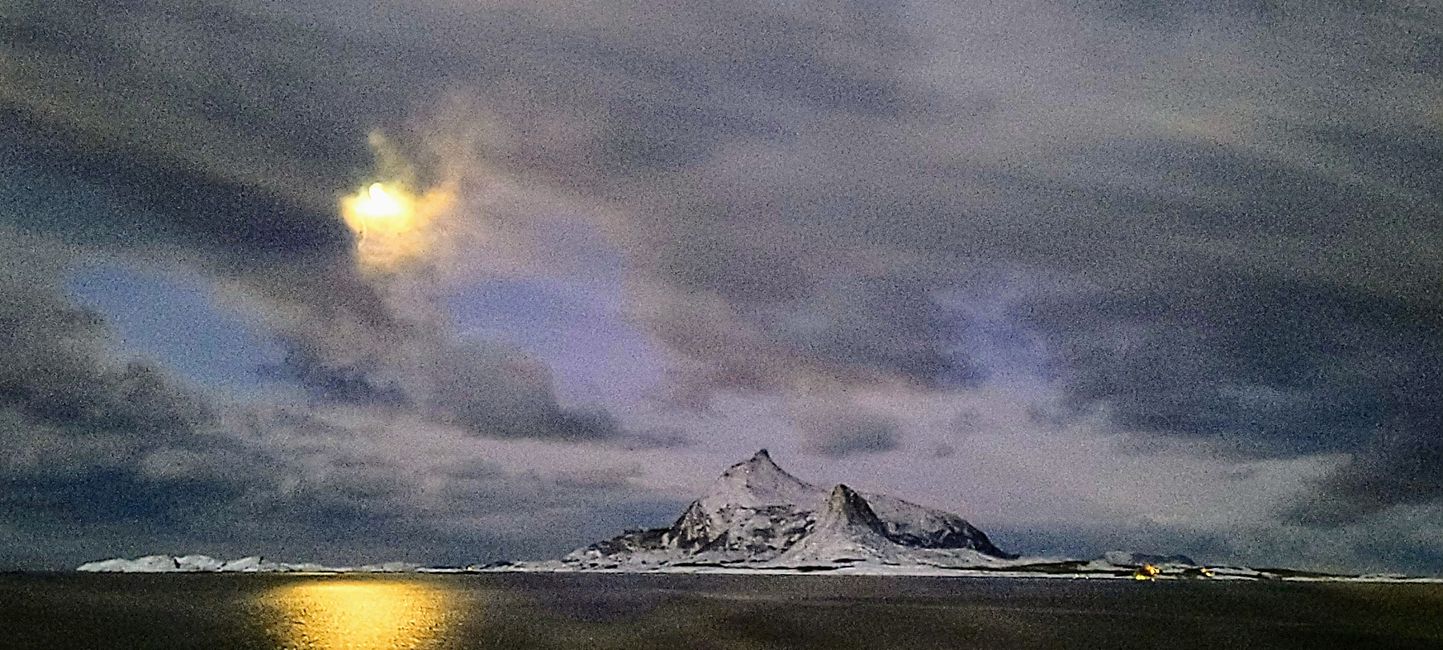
[340,181,427,270]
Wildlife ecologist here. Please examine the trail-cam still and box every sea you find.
[1,573,1439,649]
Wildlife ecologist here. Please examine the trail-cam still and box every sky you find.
[1,0,1439,573]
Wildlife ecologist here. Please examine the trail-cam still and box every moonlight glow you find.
[340,181,435,270]
[352,183,412,223]
[260,580,455,649]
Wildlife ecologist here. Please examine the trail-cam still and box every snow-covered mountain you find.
[563,449,1016,570]
[79,451,1436,582]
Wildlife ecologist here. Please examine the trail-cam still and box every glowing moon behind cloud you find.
[350,183,413,225]
[340,180,445,271]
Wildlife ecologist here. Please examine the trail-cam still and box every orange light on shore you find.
[1133,563,1161,581]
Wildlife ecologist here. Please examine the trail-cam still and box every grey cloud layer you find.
[2,0,1439,566]
[0,243,214,480]
[0,237,660,568]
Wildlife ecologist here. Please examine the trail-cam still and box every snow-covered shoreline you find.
[73,553,1442,584]
[76,554,423,574]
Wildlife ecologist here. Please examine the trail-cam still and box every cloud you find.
[0,235,640,568]
[0,238,298,557]
[1287,429,1443,526]
[1020,270,1441,523]
[0,237,215,476]
[639,274,982,407]
[793,404,904,458]
[264,283,623,442]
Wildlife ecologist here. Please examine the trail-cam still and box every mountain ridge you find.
[563,449,1013,569]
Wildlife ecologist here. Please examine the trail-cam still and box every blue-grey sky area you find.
[1,0,1439,573]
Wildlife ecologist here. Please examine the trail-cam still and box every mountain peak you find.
[776,483,895,564]
[821,484,887,534]
[706,449,821,508]
[737,448,780,472]
[724,448,788,478]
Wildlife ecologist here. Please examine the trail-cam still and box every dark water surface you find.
[1,573,1439,649]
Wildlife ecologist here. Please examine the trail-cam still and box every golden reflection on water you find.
[260,579,459,649]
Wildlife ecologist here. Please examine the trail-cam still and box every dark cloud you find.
[1288,430,1443,526]
[0,361,658,569]
[0,243,215,475]
[263,281,623,441]
[1021,270,1441,523]
[794,405,904,458]
[1022,273,1440,454]
[0,243,300,561]
[1,107,352,264]
[1,0,422,187]
[646,273,983,404]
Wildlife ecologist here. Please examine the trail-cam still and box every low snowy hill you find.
[76,555,423,573]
